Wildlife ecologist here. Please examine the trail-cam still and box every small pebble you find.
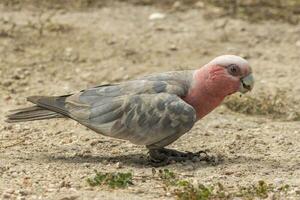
[172,1,181,9]
[149,13,165,20]
[169,45,177,51]
[18,189,28,196]
[224,171,234,175]
[115,162,122,169]
[195,1,205,8]
[2,193,11,199]
[274,178,284,186]
[184,164,194,171]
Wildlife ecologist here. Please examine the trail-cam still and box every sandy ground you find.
[0,1,300,199]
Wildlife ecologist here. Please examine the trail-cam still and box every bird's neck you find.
[183,67,229,120]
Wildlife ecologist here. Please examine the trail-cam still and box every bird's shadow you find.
[47,153,149,167]
[45,152,294,170]
[45,152,223,168]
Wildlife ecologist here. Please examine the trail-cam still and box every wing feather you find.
[23,71,196,147]
[68,93,196,147]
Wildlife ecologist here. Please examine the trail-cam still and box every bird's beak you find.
[239,73,254,93]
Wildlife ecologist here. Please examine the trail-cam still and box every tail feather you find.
[5,106,64,123]
[27,95,70,116]
[5,95,71,123]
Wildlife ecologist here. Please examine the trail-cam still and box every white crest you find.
[208,55,249,67]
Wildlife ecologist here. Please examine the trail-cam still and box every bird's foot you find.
[148,148,211,166]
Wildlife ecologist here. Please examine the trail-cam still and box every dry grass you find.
[0,0,300,24]
[87,171,133,188]
[224,90,300,121]
[204,0,300,24]
[151,169,292,200]
[0,0,106,9]
[0,12,73,39]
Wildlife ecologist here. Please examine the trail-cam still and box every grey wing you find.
[67,93,196,147]
[25,73,195,147]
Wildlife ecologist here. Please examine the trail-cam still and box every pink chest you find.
[183,89,224,120]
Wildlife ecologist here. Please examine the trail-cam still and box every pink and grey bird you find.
[6,55,254,164]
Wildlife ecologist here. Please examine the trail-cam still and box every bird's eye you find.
[228,64,240,76]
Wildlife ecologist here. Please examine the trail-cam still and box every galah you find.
[6,55,254,164]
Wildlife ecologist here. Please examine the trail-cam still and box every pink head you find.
[196,55,254,97]
[184,55,254,120]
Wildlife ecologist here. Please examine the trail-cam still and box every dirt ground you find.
[0,1,300,199]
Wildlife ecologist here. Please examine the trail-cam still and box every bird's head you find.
[199,55,254,97]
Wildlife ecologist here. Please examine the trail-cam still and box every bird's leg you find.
[148,148,210,165]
